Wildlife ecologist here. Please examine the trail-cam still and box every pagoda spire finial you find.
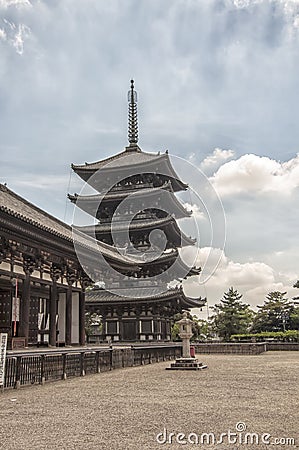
[127,79,139,148]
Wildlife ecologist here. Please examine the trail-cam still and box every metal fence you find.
[3,345,182,390]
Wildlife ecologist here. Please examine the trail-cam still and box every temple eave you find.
[86,287,205,307]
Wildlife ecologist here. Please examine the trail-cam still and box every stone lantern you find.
[166,312,208,371]
[177,312,193,358]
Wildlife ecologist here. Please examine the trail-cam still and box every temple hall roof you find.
[86,285,206,309]
[0,183,138,268]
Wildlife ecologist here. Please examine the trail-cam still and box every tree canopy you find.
[251,291,299,333]
[210,287,254,341]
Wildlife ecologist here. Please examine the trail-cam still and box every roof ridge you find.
[72,149,128,169]
[71,149,166,170]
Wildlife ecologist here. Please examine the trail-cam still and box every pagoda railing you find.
[99,213,156,224]
[110,182,154,192]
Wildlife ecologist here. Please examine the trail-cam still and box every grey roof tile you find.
[0,183,137,265]
[72,147,162,171]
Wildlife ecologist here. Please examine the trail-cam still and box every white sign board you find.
[0,333,8,387]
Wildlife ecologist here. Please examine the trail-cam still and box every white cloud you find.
[0,0,31,9]
[211,153,299,196]
[183,247,298,313]
[0,28,6,40]
[182,203,205,221]
[232,0,299,10]
[3,19,16,30]
[179,151,299,312]
[12,23,31,54]
[1,19,31,54]
[200,148,235,174]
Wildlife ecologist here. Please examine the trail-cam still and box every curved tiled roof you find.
[71,147,188,193]
[72,146,162,171]
[0,184,138,266]
[0,184,72,241]
[69,181,191,219]
[69,181,172,202]
[74,215,196,247]
[86,286,206,308]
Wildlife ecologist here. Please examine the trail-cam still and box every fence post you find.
[109,348,113,371]
[40,355,45,385]
[14,356,21,389]
[80,352,85,376]
[62,354,67,380]
[95,351,100,373]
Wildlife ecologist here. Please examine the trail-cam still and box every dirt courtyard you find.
[0,351,298,450]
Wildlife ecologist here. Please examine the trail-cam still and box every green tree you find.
[292,281,299,328]
[211,287,254,341]
[251,291,298,333]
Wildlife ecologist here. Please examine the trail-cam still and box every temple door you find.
[0,290,12,335]
[122,320,136,341]
[29,296,39,344]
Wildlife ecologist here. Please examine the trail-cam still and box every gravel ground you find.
[0,351,298,450]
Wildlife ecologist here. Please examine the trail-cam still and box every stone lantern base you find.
[166,357,207,371]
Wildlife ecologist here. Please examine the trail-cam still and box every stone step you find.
[166,365,208,370]
[170,363,202,367]
[166,359,208,370]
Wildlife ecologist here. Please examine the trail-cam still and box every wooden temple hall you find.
[0,184,137,348]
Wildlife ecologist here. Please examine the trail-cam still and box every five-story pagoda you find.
[69,80,205,342]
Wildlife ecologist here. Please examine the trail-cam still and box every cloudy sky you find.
[1,0,299,314]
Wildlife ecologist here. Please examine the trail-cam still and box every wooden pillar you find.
[135,307,140,341]
[65,283,72,346]
[19,257,35,345]
[19,271,30,345]
[118,312,123,341]
[101,311,107,341]
[49,264,61,347]
[49,280,58,346]
[79,290,85,346]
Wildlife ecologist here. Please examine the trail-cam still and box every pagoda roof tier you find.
[0,184,138,272]
[102,247,200,281]
[86,285,206,309]
[73,215,196,247]
[131,249,201,279]
[71,148,188,193]
[68,182,191,220]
